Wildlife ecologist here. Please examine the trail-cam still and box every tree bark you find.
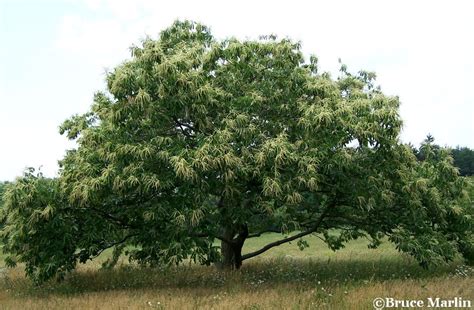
[220,224,248,269]
[220,225,235,269]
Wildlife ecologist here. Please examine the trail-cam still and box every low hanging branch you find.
[76,233,139,262]
[242,208,329,261]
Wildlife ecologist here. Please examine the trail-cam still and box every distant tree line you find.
[411,135,474,176]
[451,147,474,176]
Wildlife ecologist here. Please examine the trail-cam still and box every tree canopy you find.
[1,21,473,284]
[0,181,7,228]
[0,181,7,206]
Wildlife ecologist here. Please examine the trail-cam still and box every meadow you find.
[0,233,472,309]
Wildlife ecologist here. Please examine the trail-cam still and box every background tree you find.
[451,146,474,176]
[1,21,472,283]
[412,136,474,176]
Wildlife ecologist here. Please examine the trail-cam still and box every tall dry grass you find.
[0,234,473,309]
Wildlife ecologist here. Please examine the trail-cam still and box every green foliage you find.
[1,20,473,283]
[0,170,78,283]
[412,136,474,177]
[0,180,8,228]
[0,180,8,206]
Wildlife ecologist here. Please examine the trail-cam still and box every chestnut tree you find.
[1,21,472,283]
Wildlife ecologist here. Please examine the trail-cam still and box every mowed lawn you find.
[0,233,473,309]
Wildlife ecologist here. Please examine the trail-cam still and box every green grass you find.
[0,233,472,309]
[243,232,397,259]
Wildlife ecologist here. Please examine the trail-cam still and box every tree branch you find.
[76,233,138,262]
[215,235,233,244]
[189,231,233,244]
[241,207,329,261]
[88,206,139,229]
[62,205,139,229]
[172,117,197,137]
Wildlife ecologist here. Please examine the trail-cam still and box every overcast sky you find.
[1,0,473,181]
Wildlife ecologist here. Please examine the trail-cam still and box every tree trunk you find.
[221,226,235,269]
[220,224,248,269]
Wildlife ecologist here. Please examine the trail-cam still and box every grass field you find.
[0,233,473,309]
